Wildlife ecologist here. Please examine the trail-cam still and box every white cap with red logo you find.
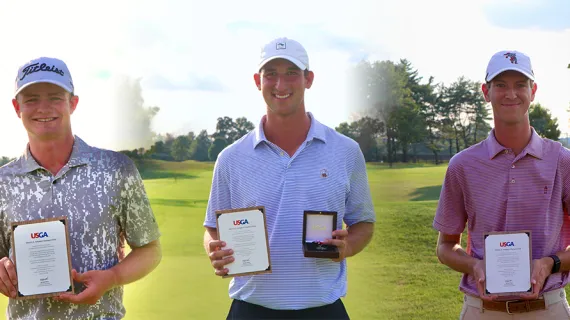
[485,50,534,82]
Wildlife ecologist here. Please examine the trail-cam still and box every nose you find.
[33,98,53,113]
[505,87,517,99]
[274,75,287,91]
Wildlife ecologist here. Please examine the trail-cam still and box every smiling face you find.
[482,70,537,127]
[254,58,314,117]
[12,82,78,142]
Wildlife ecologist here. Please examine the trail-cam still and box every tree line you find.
[338,59,561,165]
[0,58,563,167]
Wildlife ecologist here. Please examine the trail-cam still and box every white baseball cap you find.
[485,50,534,82]
[14,57,74,97]
[258,37,309,71]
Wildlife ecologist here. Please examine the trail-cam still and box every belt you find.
[482,300,545,314]
[464,288,566,315]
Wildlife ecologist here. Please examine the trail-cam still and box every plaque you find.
[11,217,74,299]
[216,206,271,278]
[484,231,532,299]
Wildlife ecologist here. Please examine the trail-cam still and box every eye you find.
[287,71,299,76]
[25,98,38,103]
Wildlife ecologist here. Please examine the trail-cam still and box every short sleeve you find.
[119,159,161,248]
[344,143,376,226]
[432,158,468,235]
[204,153,232,229]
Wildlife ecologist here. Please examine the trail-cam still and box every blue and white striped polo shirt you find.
[204,112,376,310]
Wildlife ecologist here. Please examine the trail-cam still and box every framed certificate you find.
[302,211,339,259]
[484,231,532,297]
[10,217,74,299]
[215,206,271,278]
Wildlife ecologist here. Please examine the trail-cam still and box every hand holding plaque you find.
[302,211,340,259]
[484,231,532,300]
[215,206,271,278]
[10,217,74,299]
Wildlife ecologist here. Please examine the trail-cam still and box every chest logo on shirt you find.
[544,186,548,194]
[320,169,328,178]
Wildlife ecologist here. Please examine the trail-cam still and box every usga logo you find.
[233,219,249,226]
[500,241,515,247]
[30,232,49,239]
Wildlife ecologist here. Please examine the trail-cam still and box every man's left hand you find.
[519,257,554,300]
[55,269,118,305]
[322,229,352,262]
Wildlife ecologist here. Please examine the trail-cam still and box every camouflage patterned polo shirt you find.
[0,136,161,320]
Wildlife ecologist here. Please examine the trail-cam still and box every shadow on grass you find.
[150,199,209,207]
[409,185,442,201]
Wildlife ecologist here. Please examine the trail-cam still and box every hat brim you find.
[15,80,73,97]
[258,55,307,71]
[486,67,535,82]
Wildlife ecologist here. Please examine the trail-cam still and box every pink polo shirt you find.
[433,128,570,297]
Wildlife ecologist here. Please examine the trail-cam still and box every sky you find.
[0,0,569,157]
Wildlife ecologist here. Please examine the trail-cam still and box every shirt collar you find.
[253,112,327,149]
[19,135,92,174]
[487,127,544,160]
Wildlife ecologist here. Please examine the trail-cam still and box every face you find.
[254,59,314,117]
[482,70,537,126]
[12,82,79,141]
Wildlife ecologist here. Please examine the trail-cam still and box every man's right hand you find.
[471,259,497,302]
[208,240,234,277]
[0,257,18,298]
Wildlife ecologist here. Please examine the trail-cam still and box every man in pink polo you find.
[433,50,570,319]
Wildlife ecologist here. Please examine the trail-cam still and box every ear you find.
[69,95,79,115]
[481,83,491,102]
[305,71,315,89]
[253,73,261,91]
[12,98,22,119]
[530,82,538,101]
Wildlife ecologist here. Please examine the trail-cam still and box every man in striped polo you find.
[203,37,376,319]
[433,50,570,318]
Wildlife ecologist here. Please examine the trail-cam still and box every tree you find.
[529,103,560,140]
[212,116,255,145]
[439,77,490,153]
[352,60,410,166]
[0,157,13,166]
[171,135,193,161]
[190,130,212,161]
[335,117,384,161]
[208,138,229,161]
[232,117,255,143]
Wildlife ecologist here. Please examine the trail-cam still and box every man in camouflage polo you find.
[0,57,162,319]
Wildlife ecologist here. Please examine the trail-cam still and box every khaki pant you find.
[460,288,570,319]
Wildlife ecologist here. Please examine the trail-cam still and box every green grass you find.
[4,160,559,319]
